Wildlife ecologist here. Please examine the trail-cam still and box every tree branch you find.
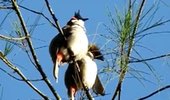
[18,5,56,28]
[0,67,43,82]
[0,6,13,9]
[138,85,170,100]
[0,51,48,99]
[129,53,170,63]
[44,0,66,40]
[11,0,60,99]
[0,34,28,41]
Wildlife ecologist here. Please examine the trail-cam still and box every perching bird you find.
[64,44,105,99]
[49,11,89,81]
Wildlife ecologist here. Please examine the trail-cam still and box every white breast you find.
[80,55,97,88]
[67,25,89,60]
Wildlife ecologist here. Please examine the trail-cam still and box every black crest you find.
[74,10,88,21]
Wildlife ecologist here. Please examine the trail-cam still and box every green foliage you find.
[12,21,23,38]
[104,2,170,98]
[120,9,131,45]
[3,42,13,56]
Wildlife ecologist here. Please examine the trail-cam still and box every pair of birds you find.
[49,11,105,99]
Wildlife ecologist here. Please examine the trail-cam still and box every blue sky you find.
[1,0,170,100]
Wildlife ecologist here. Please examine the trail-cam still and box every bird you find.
[49,11,89,81]
[64,44,105,99]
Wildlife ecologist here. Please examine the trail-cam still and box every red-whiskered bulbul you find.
[49,11,89,82]
[64,44,105,99]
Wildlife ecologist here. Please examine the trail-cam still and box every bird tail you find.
[92,75,105,96]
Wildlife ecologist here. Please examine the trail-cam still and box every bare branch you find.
[137,19,170,36]
[0,6,13,9]
[0,51,48,99]
[129,53,170,63]
[11,0,60,99]
[0,34,28,41]
[18,5,56,28]
[0,10,13,27]
[0,67,43,82]
[44,0,66,40]
[138,85,170,100]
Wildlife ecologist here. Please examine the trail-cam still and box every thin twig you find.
[0,51,48,99]
[0,6,13,9]
[137,19,170,36]
[129,53,170,63]
[0,67,43,82]
[127,0,146,57]
[11,0,60,99]
[0,34,28,41]
[138,85,170,100]
[0,10,13,27]
[44,0,66,40]
[18,5,56,28]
